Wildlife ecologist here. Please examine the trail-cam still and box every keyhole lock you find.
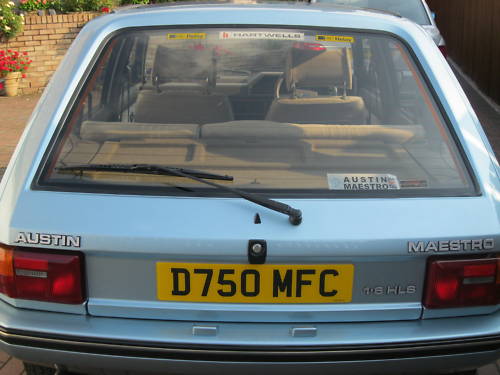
[248,240,267,264]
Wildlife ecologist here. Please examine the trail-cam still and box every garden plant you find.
[0,49,31,96]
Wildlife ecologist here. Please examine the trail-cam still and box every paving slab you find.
[0,94,40,169]
[0,357,25,375]
[479,363,500,375]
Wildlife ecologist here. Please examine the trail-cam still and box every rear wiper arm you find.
[58,164,302,225]
[58,164,233,181]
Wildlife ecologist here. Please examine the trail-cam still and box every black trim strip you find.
[1,328,499,362]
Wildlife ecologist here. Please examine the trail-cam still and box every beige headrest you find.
[287,49,352,90]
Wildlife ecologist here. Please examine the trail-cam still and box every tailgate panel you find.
[8,191,500,323]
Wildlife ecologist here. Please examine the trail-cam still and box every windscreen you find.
[315,0,431,25]
[39,28,474,197]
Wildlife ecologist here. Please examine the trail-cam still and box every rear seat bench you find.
[80,120,417,144]
[77,120,417,168]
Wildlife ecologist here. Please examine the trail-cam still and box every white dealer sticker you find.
[219,31,304,41]
[327,174,400,191]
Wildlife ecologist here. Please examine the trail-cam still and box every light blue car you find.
[0,2,498,374]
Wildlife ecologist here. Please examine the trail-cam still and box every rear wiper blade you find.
[58,164,302,226]
[58,164,233,181]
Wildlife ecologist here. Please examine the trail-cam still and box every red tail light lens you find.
[0,245,15,297]
[0,244,85,304]
[424,256,499,309]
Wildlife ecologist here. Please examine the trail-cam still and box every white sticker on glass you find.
[327,174,400,190]
[219,31,304,41]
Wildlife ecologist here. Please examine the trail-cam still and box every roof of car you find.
[80,0,430,52]
[112,0,401,19]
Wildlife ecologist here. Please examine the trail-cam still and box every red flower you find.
[101,6,110,12]
[22,74,26,78]
[0,50,30,73]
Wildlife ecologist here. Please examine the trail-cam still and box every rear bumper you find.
[2,334,499,375]
[0,300,499,374]
[1,326,500,362]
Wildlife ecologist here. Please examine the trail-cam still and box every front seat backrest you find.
[153,45,212,88]
[266,47,368,125]
[133,45,234,124]
[134,91,234,124]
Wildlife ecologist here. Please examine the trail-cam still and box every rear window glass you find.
[38,28,474,197]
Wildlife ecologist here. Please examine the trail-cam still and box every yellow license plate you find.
[156,263,354,303]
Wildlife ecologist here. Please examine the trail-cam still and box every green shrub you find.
[19,0,63,12]
[18,0,40,12]
[0,0,23,40]
[84,0,112,11]
[47,0,64,11]
[62,0,113,12]
[61,0,85,11]
[120,0,148,5]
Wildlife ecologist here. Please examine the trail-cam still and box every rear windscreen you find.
[38,28,475,197]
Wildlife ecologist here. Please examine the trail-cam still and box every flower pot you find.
[4,72,21,97]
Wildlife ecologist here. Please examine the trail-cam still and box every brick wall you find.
[0,12,100,95]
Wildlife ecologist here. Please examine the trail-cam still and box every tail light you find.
[424,256,499,309]
[0,244,85,304]
[438,45,448,58]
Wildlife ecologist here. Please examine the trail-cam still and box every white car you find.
[309,0,447,55]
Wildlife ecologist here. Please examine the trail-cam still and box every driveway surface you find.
[0,63,499,374]
[0,94,39,180]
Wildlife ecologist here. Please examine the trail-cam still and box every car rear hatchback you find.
[0,3,499,375]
